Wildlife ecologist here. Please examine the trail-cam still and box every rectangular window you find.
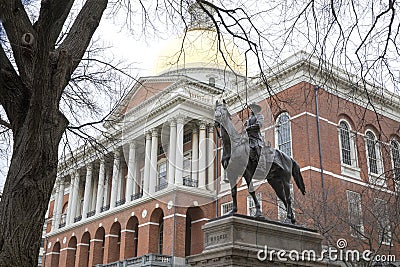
[346,190,364,237]
[221,202,233,216]
[374,198,392,245]
[278,184,294,221]
[183,152,192,180]
[247,193,262,216]
[156,162,167,191]
[183,131,192,144]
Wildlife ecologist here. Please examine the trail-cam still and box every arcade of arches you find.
[45,205,208,266]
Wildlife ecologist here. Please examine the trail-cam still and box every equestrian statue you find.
[214,100,306,224]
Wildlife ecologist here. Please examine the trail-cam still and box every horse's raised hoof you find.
[283,217,293,224]
[254,209,264,219]
[227,209,237,216]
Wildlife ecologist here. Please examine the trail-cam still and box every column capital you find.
[151,128,159,137]
[176,114,186,124]
[86,163,93,172]
[145,131,152,140]
[192,127,198,134]
[199,121,207,130]
[207,125,214,133]
[168,118,176,126]
[113,149,121,159]
[129,140,137,148]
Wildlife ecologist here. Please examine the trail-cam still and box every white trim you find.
[90,239,103,242]
[300,166,395,194]
[60,247,77,252]
[163,213,186,220]
[104,234,119,238]
[77,243,90,247]
[121,229,136,233]
[191,218,209,224]
[138,222,159,228]
[45,252,60,256]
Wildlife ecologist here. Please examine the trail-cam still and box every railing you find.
[131,191,143,201]
[100,205,110,212]
[87,210,95,218]
[95,254,173,267]
[155,181,168,192]
[183,177,198,187]
[116,199,126,207]
[74,215,82,223]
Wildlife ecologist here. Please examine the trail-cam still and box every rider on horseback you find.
[246,103,265,176]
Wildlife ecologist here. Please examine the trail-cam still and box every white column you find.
[96,159,105,214]
[198,122,207,188]
[69,171,80,224]
[103,168,111,208]
[52,179,61,229]
[126,142,136,200]
[91,177,97,212]
[143,132,152,196]
[167,120,177,186]
[207,125,215,191]
[82,164,93,219]
[149,129,158,194]
[191,127,199,184]
[175,116,184,185]
[54,179,65,229]
[66,174,75,224]
[110,149,120,208]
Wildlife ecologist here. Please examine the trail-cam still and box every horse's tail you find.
[291,158,306,195]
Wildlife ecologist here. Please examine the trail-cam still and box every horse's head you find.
[214,99,231,127]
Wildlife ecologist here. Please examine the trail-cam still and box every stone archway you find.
[77,231,90,267]
[65,236,77,266]
[149,208,164,254]
[105,221,121,263]
[49,241,60,267]
[123,216,139,259]
[89,227,105,266]
[185,207,205,256]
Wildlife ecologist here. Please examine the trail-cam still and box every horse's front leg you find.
[228,185,238,215]
[249,190,262,217]
[245,173,262,218]
[284,182,295,224]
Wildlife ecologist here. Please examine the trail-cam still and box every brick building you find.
[43,9,400,267]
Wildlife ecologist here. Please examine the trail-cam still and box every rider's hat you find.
[248,102,262,113]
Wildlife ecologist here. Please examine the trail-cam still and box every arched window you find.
[365,130,385,185]
[276,112,292,156]
[366,131,379,174]
[390,139,400,187]
[339,121,352,165]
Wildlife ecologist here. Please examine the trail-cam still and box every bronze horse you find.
[214,100,306,223]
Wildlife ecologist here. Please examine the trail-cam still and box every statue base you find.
[187,214,339,266]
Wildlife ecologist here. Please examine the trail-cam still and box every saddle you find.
[252,147,285,180]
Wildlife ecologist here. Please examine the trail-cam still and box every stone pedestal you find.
[187,214,338,267]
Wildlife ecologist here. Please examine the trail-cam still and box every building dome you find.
[153,28,245,75]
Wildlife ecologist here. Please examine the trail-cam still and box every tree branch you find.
[0,0,35,86]
[58,0,108,76]
[0,117,11,129]
[35,0,75,46]
[0,42,30,131]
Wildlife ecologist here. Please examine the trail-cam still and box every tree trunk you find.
[0,106,68,266]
